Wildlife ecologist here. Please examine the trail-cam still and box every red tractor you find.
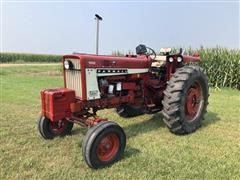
[38,44,208,169]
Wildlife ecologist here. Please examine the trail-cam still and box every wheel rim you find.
[185,81,203,121]
[96,133,120,162]
[49,120,68,135]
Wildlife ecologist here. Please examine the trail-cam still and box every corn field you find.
[1,47,239,89]
[197,47,240,89]
[0,52,61,63]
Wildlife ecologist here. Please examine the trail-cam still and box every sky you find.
[1,0,239,55]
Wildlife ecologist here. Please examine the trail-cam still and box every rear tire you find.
[162,66,209,135]
[82,121,126,169]
[38,116,73,139]
[116,104,144,118]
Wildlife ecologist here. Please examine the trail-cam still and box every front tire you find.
[162,66,209,135]
[38,116,73,139]
[82,121,126,169]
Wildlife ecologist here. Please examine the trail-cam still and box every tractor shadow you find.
[71,112,165,138]
[71,111,219,138]
[124,113,165,139]
[202,111,220,127]
[124,111,220,139]
[123,147,141,160]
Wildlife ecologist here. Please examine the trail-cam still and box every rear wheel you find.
[82,121,126,169]
[38,116,73,139]
[116,104,144,118]
[162,66,209,135]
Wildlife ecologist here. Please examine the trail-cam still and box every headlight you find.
[177,56,183,62]
[168,57,174,62]
[64,60,73,70]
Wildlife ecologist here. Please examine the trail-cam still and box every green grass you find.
[1,65,240,179]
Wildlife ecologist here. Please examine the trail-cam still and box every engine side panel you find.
[85,68,101,100]
[85,68,149,100]
[63,54,151,101]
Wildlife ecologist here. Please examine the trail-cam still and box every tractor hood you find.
[63,54,151,69]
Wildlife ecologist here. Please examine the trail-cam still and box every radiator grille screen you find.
[65,59,82,98]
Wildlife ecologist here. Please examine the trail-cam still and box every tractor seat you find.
[151,55,167,67]
[151,48,171,68]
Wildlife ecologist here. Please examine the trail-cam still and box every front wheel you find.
[38,116,74,139]
[82,121,126,169]
[162,66,209,135]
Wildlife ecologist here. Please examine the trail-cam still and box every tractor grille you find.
[65,59,82,98]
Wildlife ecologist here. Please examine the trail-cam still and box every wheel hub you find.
[185,82,202,121]
[49,120,67,135]
[96,133,120,161]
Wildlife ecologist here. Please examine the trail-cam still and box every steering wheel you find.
[146,47,156,60]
